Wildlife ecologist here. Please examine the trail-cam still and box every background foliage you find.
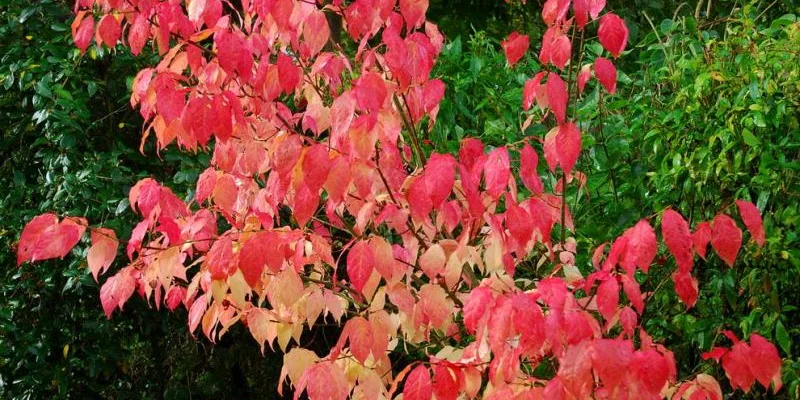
[1,0,798,398]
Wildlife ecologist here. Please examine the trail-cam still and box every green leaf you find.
[742,129,760,146]
[775,320,791,355]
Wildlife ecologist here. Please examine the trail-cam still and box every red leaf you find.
[484,147,511,198]
[711,214,742,267]
[620,220,657,275]
[97,14,121,48]
[419,244,446,279]
[277,53,301,95]
[546,73,568,124]
[206,235,234,280]
[693,221,713,259]
[620,274,644,314]
[736,200,765,247]
[748,333,782,392]
[127,13,149,56]
[543,126,559,173]
[347,240,374,294]
[506,200,534,246]
[165,286,186,311]
[88,228,118,281]
[577,64,592,94]
[353,72,388,114]
[371,237,398,282]
[196,168,217,204]
[71,11,94,53]
[99,267,137,318]
[662,209,693,273]
[541,0,570,26]
[522,72,545,111]
[404,365,433,400]
[463,286,493,333]
[30,218,86,263]
[426,153,456,208]
[591,339,632,389]
[501,32,530,67]
[630,349,673,396]
[239,232,274,287]
[588,0,607,19]
[598,13,628,58]
[400,0,429,30]
[540,27,571,70]
[520,143,544,194]
[702,347,728,362]
[596,276,619,321]
[432,365,459,400]
[17,213,58,265]
[302,9,330,58]
[593,57,617,94]
[555,122,581,175]
[723,341,756,392]
[573,0,590,29]
[343,316,375,364]
[672,271,699,308]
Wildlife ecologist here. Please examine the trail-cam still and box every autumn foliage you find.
[18,0,784,398]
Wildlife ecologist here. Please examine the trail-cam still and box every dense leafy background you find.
[1,0,798,398]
